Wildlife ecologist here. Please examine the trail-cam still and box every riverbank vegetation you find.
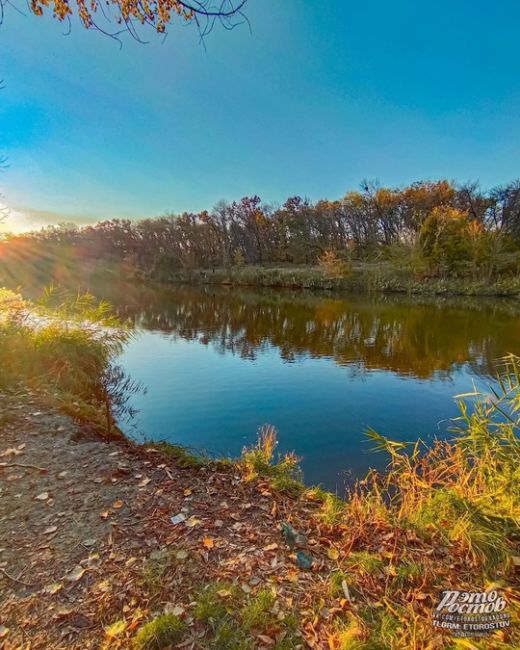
[0,290,519,648]
[2,179,520,295]
[0,288,133,436]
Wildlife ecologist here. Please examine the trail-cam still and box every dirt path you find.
[0,391,330,649]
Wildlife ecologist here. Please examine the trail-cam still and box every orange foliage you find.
[29,0,245,34]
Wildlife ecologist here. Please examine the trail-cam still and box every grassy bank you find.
[3,240,520,297]
[155,264,520,297]
[0,288,130,436]
[1,289,519,648]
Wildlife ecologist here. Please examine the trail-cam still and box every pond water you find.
[92,282,520,492]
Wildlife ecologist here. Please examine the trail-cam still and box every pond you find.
[94,281,520,492]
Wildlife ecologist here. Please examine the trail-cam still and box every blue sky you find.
[1,0,519,232]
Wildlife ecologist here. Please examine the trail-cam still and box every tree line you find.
[4,178,520,279]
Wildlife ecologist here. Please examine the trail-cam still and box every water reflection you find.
[27,278,516,489]
[99,282,520,381]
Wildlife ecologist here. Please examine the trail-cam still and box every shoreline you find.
[1,288,519,649]
[1,383,519,649]
[151,265,520,298]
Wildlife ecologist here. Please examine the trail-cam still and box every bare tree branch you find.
[0,0,249,42]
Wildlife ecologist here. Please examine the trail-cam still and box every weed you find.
[307,487,345,524]
[394,558,424,585]
[241,424,303,495]
[330,570,350,597]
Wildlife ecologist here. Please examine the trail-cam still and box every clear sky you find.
[1,0,519,232]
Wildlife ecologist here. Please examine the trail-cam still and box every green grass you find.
[0,288,128,436]
[394,559,424,585]
[133,614,186,649]
[346,551,385,575]
[194,582,239,622]
[241,424,304,495]
[144,441,217,469]
[240,588,276,631]
[190,582,301,649]
[307,487,346,524]
[140,551,177,597]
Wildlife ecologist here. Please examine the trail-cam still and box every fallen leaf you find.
[35,492,49,501]
[0,625,9,638]
[202,536,215,549]
[66,565,86,582]
[1,447,22,457]
[186,516,202,527]
[95,580,111,593]
[105,619,127,638]
[286,569,299,583]
[112,499,124,509]
[139,477,151,487]
[43,526,58,535]
[42,582,62,595]
[86,553,101,568]
[327,547,339,560]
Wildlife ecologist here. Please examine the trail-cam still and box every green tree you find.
[419,206,472,276]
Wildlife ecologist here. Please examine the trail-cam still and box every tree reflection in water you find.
[99,282,520,381]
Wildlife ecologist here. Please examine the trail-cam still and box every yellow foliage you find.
[318,250,352,279]
[29,0,242,34]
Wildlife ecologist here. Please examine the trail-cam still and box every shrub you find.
[318,250,352,278]
[0,288,130,435]
[233,249,245,267]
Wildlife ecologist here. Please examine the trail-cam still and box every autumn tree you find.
[419,207,472,276]
[318,250,351,279]
[1,0,248,40]
[7,178,520,278]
